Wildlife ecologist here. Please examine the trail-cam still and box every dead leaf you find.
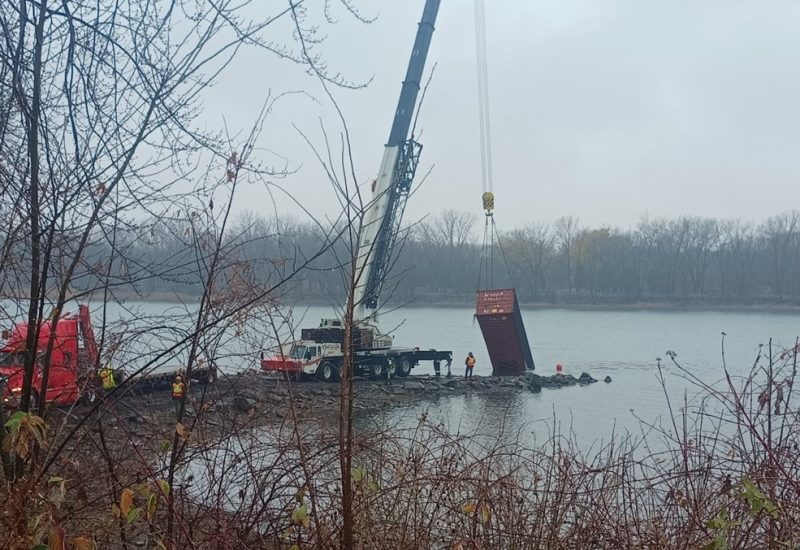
[480,503,491,524]
[71,536,94,550]
[48,526,65,550]
[120,488,134,517]
[176,423,190,442]
[158,479,171,499]
[147,494,157,520]
[758,390,769,411]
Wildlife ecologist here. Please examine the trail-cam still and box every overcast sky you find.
[203,0,800,230]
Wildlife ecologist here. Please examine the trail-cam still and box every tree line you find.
[33,208,800,307]
[383,209,800,306]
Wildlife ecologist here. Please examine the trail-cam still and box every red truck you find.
[0,305,216,408]
[0,305,101,407]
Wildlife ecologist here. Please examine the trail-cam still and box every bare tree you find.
[555,216,580,298]
[0,0,375,545]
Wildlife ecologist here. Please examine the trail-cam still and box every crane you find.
[261,0,453,381]
[351,0,440,324]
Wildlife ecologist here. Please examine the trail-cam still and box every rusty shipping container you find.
[476,289,535,376]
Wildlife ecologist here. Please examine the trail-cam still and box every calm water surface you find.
[4,300,798,445]
[294,305,800,446]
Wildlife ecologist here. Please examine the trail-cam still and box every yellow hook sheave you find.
[482,191,494,216]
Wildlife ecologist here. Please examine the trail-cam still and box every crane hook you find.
[482,191,494,217]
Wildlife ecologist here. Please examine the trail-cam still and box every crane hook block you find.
[482,191,495,214]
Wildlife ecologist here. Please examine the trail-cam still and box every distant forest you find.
[48,209,800,308]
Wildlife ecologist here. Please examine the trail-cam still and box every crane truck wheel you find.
[371,363,386,378]
[201,365,218,385]
[82,387,98,405]
[29,391,41,413]
[396,358,412,377]
[317,361,340,383]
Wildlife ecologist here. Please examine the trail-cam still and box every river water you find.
[178,303,800,516]
[4,299,798,446]
[195,302,800,447]
[298,304,800,447]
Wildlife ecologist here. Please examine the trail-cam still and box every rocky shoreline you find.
[58,369,613,453]
[224,369,612,415]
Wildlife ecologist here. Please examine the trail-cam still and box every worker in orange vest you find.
[464,352,476,380]
[172,373,186,417]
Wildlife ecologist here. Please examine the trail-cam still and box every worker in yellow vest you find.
[99,364,116,392]
[464,352,476,380]
[172,373,186,417]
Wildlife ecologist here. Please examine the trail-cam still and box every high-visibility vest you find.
[465,356,476,367]
[100,367,116,390]
[172,381,185,399]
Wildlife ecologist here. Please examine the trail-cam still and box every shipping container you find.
[475,288,535,376]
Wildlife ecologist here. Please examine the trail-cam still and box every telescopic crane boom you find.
[351,0,441,323]
[261,0,453,380]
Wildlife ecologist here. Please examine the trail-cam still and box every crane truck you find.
[261,0,453,382]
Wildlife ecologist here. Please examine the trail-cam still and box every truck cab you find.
[0,305,99,407]
[261,340,342,378]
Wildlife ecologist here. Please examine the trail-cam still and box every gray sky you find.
[205,0,800,230]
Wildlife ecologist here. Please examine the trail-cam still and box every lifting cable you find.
[474,0,516,292]
[474,0,493,198]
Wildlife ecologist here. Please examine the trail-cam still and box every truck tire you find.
[29,391,41,413]
[82,386,98,405]
[371,362,386,378]
[201,365,218,385]
[317,361,340,383]
[396,358,412,377]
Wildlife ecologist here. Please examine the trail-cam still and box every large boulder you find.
[604,375,612,384]
[232,396,256,412]
[549,374,577,387]
[578,372,598,385]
